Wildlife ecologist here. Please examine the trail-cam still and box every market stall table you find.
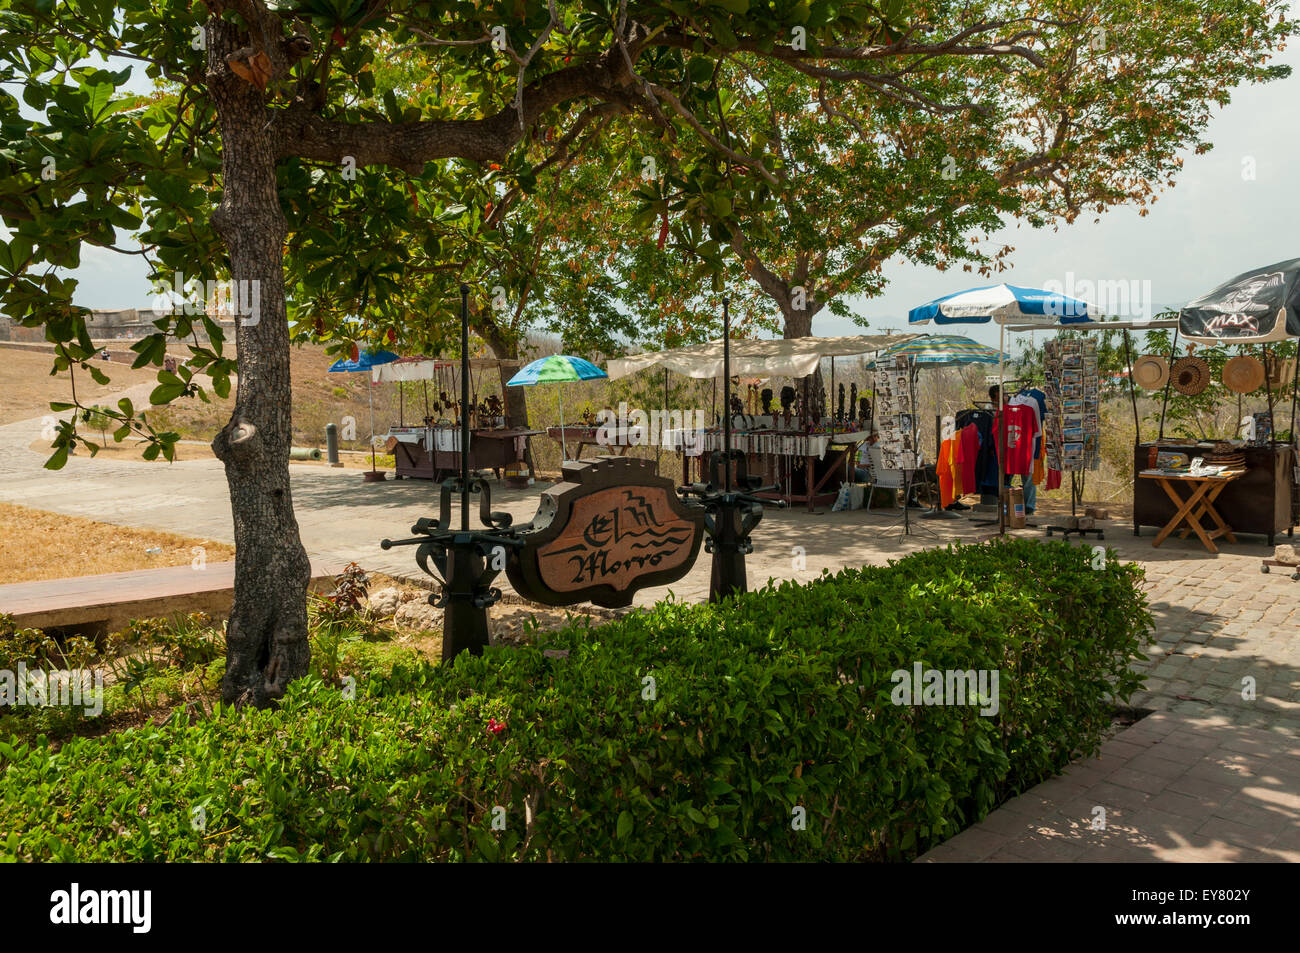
[1137,469,1243,553]
[1133,443,1294,546]
[546,426,635,461]
[384,427,542,482]
[667,426,873,511]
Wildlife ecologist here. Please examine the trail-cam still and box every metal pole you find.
[368,381,377,472]
[1265,343,1277,444]
[998,321,1006,534]
[558,384,567,462]
[1122,328,1140,442]
[460,285,470,531]
[1158,326,1180,441]
[723,297,731,492]
[1289,342,1299,444]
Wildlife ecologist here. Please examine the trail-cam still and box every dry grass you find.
[0,502,236,583]
[0,348,160,426]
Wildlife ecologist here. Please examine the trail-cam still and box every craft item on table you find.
[1155,451,1190,470]
[1222,355,1265,394]
[761,388,774,415]
[780,385,796,426]
[860,396,871,425]
[837,383,846,423]
[1253,411,1273,444]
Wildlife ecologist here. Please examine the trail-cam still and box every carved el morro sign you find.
[507,457,705,608]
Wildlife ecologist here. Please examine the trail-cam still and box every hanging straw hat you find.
[1222,355,1265,394]
[1171,356,1211,396]
[1132,354,1169,390]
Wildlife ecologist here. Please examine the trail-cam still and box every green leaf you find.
[616,811,633,839]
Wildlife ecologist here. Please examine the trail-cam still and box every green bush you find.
[0,539,1152,861]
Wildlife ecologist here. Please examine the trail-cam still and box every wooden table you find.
[1137,470,1244,553]
[546,426,634,461]
[1133,443,1295,545]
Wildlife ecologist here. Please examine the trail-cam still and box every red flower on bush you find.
[486,717,506,736]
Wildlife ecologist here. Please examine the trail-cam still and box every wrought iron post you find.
[380,286,525,659]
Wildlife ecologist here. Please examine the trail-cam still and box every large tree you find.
[0,0,1291,706]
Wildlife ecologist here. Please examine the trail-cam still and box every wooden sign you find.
[507,457,705,608]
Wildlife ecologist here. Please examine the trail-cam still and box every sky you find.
[35,39,1300,359]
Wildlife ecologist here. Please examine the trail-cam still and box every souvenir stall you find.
[374,357,542,486]
[606,334,916,511]
[1130,259,1300,550]
[908,284,1095,532]
[506,354,609,467]
[328,348,399,482]
[865,335,1005,524]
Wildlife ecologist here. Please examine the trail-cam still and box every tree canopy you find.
[0,0,1292,703]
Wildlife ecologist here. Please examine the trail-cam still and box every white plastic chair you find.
[865,444,906,508]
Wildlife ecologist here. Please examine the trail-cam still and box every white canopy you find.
[606,334,919,380]
[371,357,514,383]
[372,359,437,383]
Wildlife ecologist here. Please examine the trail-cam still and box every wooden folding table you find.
[1137,469,1243,553]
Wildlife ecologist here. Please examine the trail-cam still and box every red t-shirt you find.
[959,424,979,493]
[996,405,1039,476]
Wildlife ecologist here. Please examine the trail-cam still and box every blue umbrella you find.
[908,284,1094,326]
[507,355,608,461]
[327,348,400,372]
[328,349,400,475]
[909,285,1094,532]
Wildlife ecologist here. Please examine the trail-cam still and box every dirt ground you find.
[0,348,160,426]
[0,502,236,583]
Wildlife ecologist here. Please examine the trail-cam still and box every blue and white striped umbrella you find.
[865,334,1006,369]
[908,284,1094,326]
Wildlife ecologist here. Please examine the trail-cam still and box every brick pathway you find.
[919,711,1300,862]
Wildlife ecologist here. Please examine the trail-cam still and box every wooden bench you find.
[0,560,345,634]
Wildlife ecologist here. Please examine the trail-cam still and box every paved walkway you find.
[919,711,1300,862]
[5,410,1299,861]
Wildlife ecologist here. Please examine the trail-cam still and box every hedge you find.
[0,538,1152,861]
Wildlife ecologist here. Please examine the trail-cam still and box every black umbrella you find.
[1179,257,1300,344]
[1178,257,1300,449]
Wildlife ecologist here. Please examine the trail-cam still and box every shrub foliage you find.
[0,539,1151,861]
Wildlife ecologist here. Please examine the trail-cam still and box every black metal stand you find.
[380,286,525,659]
[1045,471,1104,541]
[679,450,784,602]
[676,298,784,602]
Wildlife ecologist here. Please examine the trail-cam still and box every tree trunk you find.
[208,24,312,708]
[782,300,828,417]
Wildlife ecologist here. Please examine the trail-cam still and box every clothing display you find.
[937,439,954,508]
[958,422,980,494]
[955,407,999,493]
[996,403,1039,476]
